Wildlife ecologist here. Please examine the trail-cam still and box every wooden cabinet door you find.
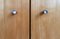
[31,0,60,39]
[0,0,29,39]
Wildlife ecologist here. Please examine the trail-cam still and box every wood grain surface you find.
[0,0,29,39]
[31,0,60,39]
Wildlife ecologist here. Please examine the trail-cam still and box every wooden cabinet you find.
[31,0,60,39]
[0,0,29,39]
[0,0,60,39]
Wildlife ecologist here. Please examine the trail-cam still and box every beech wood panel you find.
[31,0,60,39]
[0,0,29,39]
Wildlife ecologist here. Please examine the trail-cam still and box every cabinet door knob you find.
[11,10,17,15]
[42,9,48,14]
